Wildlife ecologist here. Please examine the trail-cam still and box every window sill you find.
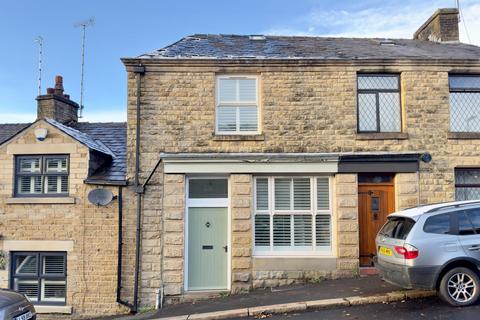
[213,134,265,141]
[35,305,72,314]
[448,132,480,139]
[356,132,408,140]
[6,197,75,205]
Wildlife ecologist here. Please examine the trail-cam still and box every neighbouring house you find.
[0,76,129,319]
[118,7,480,308]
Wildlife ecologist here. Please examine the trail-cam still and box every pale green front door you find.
[187,207,228,290]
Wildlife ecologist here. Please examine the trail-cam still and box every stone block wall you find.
[335,174,359,275]
[0,121,127,319]
[230,174,253,293]
[161,174,185,298]
[395,173,420,211]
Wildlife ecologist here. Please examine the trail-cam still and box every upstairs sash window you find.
[254,177,332,256]
[216,76,259,134]
[15,155,69,197]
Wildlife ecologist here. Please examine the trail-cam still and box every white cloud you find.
[264,2,480,46]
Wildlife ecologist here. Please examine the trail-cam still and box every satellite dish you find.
[88,189,115,206]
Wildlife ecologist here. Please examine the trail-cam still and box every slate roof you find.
[0,120,127,185]
[45,119,116,157]
[70,122,127,184]
[137,34,480,61]
[0,123,30,145]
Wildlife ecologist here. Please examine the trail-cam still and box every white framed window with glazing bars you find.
[253,176,333,256]
[216,75,259,135]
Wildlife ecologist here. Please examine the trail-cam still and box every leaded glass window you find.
[455,168,480,201]
[357,74,401,133]
[449,75,480,132]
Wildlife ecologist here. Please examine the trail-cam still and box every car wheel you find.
[439,267,480,306]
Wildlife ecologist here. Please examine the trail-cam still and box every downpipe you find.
[132,64,145,313]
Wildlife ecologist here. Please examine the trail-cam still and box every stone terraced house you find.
[119,7,480,308]
[0,76,129,319]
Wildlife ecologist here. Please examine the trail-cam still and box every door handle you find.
[223,245,228,253]
[468,245,480,251]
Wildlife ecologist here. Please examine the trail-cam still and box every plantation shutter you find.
[273,215,291,246]
[217,76,258,133]
[41,255,66,302]
[294,215,312,246]
[274,178,291,210]
[254,215,270,247]
[316,215,331,247]
[256,178,269,210]
[293,178,311,210]
[239,106,258,131]
[43,255,65,275]
[317,178,330,210]
[217,107,237,132]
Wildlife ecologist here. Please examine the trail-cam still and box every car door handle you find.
[468,245,480,251]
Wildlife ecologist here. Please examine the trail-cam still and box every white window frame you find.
[253,176,334,257]
[215,75,260,135]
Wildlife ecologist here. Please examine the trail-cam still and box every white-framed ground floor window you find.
[253,176,332,256]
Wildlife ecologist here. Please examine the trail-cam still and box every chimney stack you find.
[413,8,459,43]
[36,75,79,124]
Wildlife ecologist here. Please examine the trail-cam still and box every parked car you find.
[0,289,35,320]
[375,200,480,306]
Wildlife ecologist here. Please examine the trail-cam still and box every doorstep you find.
[359,267,379,277]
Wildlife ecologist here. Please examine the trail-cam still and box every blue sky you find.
[0,0,479,123]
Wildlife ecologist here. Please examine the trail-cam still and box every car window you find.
[464,208,480,233]
[424,213,451,234]
[379,217,415,240]
[458,212,475,235]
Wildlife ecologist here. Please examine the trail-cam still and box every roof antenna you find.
[34,36,43,96]
[74,17,95,118]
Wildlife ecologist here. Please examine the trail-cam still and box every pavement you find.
[250,297,480,320]
[100,276,436,320]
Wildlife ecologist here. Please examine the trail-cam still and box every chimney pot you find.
[54,75,64,95]
[37,75,79,124]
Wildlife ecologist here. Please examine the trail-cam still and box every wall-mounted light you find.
[34,128,48,141]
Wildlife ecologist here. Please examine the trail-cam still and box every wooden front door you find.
[358,183,395,266]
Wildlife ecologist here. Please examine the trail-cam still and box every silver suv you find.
[375,200,480,306]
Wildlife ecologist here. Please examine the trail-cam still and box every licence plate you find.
[379,246,392,256]
[14,311,33,320]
